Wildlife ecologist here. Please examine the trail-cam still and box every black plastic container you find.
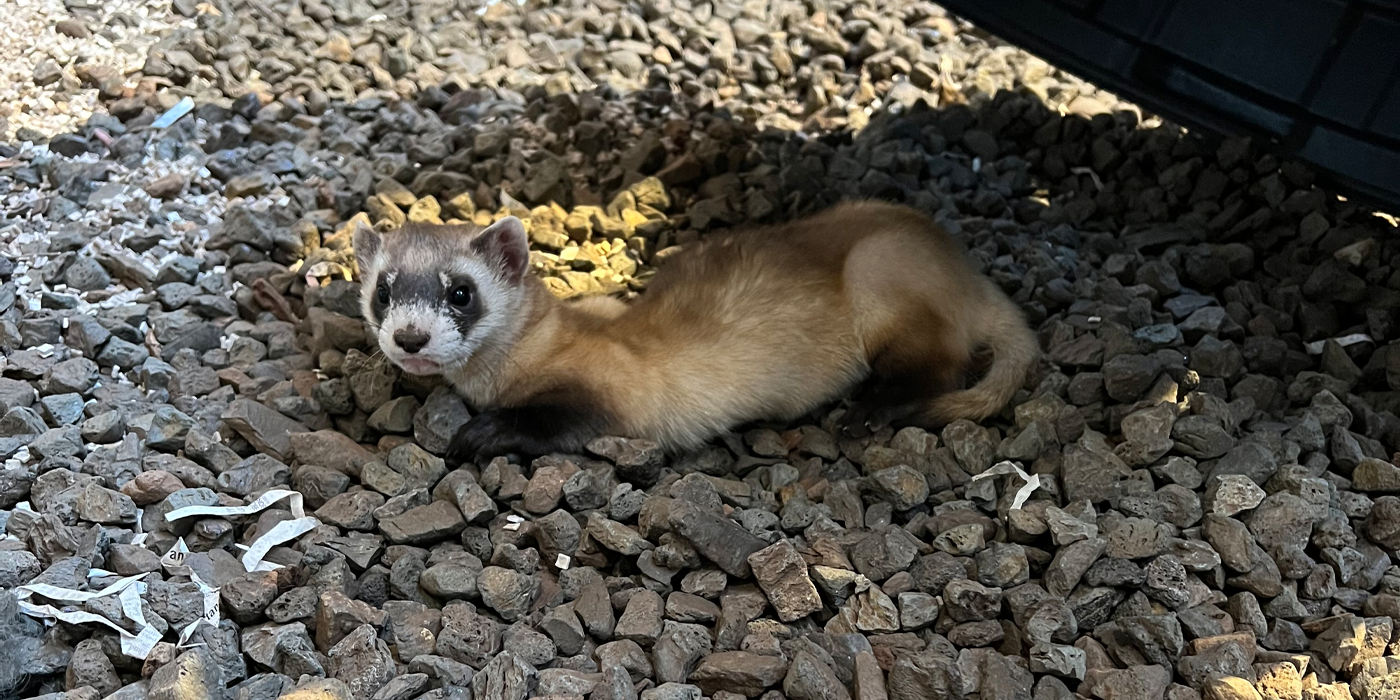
[937,0,1400,211]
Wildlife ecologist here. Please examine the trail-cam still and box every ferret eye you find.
[449,285,473,307]
[376,283,390,304]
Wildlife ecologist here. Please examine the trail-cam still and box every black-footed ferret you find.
[354,200,1039,464]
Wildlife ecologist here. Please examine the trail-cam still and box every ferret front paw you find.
[446,403,604,465]
[837,400,922,439]
[446,410,518,464]
[836,402,875,439]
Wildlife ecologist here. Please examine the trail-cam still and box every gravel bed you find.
[2,2,1400,700]
[0,0,193,142]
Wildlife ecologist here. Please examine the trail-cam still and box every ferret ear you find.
[353,223,381,277]
[473,216,530,284]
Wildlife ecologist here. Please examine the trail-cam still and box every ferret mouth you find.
[395,357,443,375]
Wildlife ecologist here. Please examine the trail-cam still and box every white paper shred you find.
[1070,166,1105,191]
[971,460,1043,511]
[177,572,221,646]
[157,539,222,645]
[119,586,163,657]
[14,573,161,659]
[555,553,571,570]
[164,488,308,521]
[151,96,195,129]
[1303,332,1373,355]
[239,516,318,572]
[18,572,146,604]
[161,537,194,576]
[165,490,320,573]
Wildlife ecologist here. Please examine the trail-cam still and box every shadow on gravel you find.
[12,70,1400,443]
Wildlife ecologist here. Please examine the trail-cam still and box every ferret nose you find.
[393,328,430,354]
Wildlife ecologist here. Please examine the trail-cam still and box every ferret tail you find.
[924,294,1039,423]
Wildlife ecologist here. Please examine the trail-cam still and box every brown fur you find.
[366,200,1040,455]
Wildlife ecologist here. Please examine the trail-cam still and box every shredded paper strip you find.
[15,489,321,659]
[971,460,1043,511]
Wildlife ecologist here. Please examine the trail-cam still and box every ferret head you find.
[354,217,531,376]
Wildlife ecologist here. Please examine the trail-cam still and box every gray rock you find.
[887,649,962,700]
[1045,537,1106,598]
[422,563,480,600]
[851,526,921,583]
[944,579,1002,622]
[66,638,120,697]
[1204,475,1266,516]
[38,393,84,426]
[942,420,998,474]
[472,650,536,700]
[898,591,940,631]
[1247,492,1314,551]
[328,624,396,699]
[0,550,41,586]
[784,649,851,700]
[589,512,654,555]
[539,602,586,655]
[414,386,471,454]
[1142,555,1191,609]
[1365,496,1400,549]
[477,566,539,622]
[217,454,291,496]
[221,399,308,461]
[43,357,100,395]
[1061,433,1131,504]
[669,501,767,578]
[976,542,1030,588]
[316,490,385,531]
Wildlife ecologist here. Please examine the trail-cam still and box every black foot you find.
[837,403,874,439]
[446,402,607,466]
[839,400,924,438]
[447,410,521,465]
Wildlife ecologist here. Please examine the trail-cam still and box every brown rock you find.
[748,539,822,622]
[691,652,788,697]
[120,470,186,505]
[144,174,187,199]
[854,650,889,700]
[1203,676,1262,700]
[290,430,377,479]
[615,589,664,646]
[380,500,466,544]
[522,458,578,514]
